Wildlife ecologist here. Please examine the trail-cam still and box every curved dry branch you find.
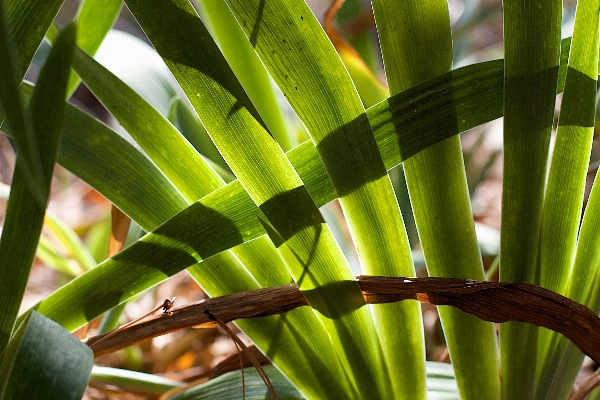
[85,276,600,365]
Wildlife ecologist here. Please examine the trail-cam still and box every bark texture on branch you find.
[85,276,600,365]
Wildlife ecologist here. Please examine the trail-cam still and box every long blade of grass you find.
[371,1,500,398]
[1,0,64,204]
[500,1,562,397]
[536,1,600,399]
[221,1,426,397]
[125,1,389,397]
[535,8,600,398]
[72,48,220,203]
[5,0,62,75]
[548,171,600,399]
[195,0,294,150]
[536,0,600,397]
[167,97,231,175]
[65,0,123,96]
[537,165,600,399]
[89,366,184,397]
[0,0,45,206]
[165,366,301,400]
[3,83,190,230]
[0,23,75,351]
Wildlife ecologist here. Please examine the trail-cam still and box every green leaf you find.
[547,168,600,400]
[0,311,93,400]
[0,22,75,351]
[5,0,63,75]
[43,213,98,272]
[167,96,232,175]
[74,0,122,56]
[0,0,45,205]
[339,48,389,109]
[167,367,303,400]
[3,82,190,232]
[425,362,459,400]
[196,0,295,150]
[73,46,221,203]
[89,365,184,396]
[56,103,189,229]
[544,173,600,400]
[372,1,500,398]
[536,0,600,397]
[500,1,562,397]
[163,362,458,400]
[66,0,123,96]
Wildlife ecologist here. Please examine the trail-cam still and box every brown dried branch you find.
[85,276,600,366]
[86,284,307,357]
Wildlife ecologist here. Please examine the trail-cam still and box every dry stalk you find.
[84,276,600,368]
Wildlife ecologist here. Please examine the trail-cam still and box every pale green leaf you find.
[536,0,599,397]
[196,0,295,150]
[372,1,500,398]
[89,365,184,396]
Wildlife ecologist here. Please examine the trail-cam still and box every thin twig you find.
[89,297,175,350]
[204,307,278,400]
[236,341,245,400]
[568,370,600,400]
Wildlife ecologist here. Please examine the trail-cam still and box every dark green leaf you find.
[0,311,93,400]
[0,23,75,351]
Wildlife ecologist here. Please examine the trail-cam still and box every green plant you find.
[0,0,599,399]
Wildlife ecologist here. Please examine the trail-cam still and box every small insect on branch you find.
[161,297,175,315]
[89,297,176,351]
